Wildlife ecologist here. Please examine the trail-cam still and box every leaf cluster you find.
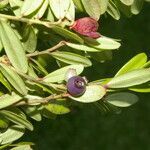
[0,0,149,149]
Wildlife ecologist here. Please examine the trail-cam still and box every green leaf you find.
[142,61,150,68]
[46,6,54,21]
[81,0,101,20]
[9,0,23,16]
[30,58,48,75]
[73,0,84,11]
[0,39,3,52]
[0,63,28,95]
[66,42,101,52]
[107,0,120,20]
[49,0,70,19]
[107,68,150,88]
[0,144,10,150]
[41,108,57,119]
[43,64,84,83]
[23,95,43,105]
[88,36,121,50]
[21,0,44,16]
[45,104,70,115]
[116,0,132,17]
[28,63,38,78]
[11,142,34,147]
[70,85,106,103]
[105,92,138,107]
[0,110,33,131]
[0,125,25,144]
[51,51,92,67]
[0,72,11,92]
[52,26,84,44]
[129,83,150,92]
[65,0,75,21]
[10,145,32,150]
[0,117,9,128]
[0,20,28,73]
[0,93,22,110]
[131,0,144,14]
[35,0,49,19]
[22,25,37,53]
[0,0,8,9]
[115,53,147,76]
[23,106,42,121]
[98,0,109,14]
[120,0,134,5]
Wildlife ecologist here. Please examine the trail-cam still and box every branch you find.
[14,93,70,106]
[0,13,60,28]
[11,68,66,90]
[26,41,66,57]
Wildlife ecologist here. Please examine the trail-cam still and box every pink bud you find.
[70,17,100,39]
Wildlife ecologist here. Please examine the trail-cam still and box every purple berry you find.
[67,76,86,97]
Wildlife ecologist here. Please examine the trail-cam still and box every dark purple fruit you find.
[66,76,86,97]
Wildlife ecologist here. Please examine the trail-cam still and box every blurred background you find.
[23,4,150,150]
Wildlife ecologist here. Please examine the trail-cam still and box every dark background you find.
[24,4,150,150]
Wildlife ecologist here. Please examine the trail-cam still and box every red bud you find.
[70,17,100,39]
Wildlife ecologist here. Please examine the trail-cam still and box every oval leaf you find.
[10,145,32,150]
[22,25,37,53]
[88,36,121,50]
[51,51,92,67]
[98,0,109,14]
[129,83,150,93]
[73,0,84,12]
[131,0,144,15]
[66,42,101,52]
[0,63,28,95]
[43,64,84,83]
[116,0,132,17]
[52,26,84,44]
[105,92,138,107]
[0,110,33,131]
[107,68,150,88]
[0,20,28,73]
[70,85,106,103]
[0,125,25,144]
[115,53,147,76]
[120,0,134,5]
[0,0,8,9]
[23,106,42,121]
[107,0,120,20]
[35,0,49,19]
[0,72,11,92]
[81,0,101,20]
[46,6,54,21]
[45,104,70,115]
[49,0,70,19]
[9,0,23,16]
[21,0,44,16]
[65,0,75,21]
[0,93,22,110]
[0,117,9,129]
[0,39,3,52]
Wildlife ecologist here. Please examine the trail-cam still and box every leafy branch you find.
[26,41,66,57]
[11,67,66,91]
[0,13,61,28]
[14,93,69,106]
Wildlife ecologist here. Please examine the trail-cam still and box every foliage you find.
[0,0,149,149]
